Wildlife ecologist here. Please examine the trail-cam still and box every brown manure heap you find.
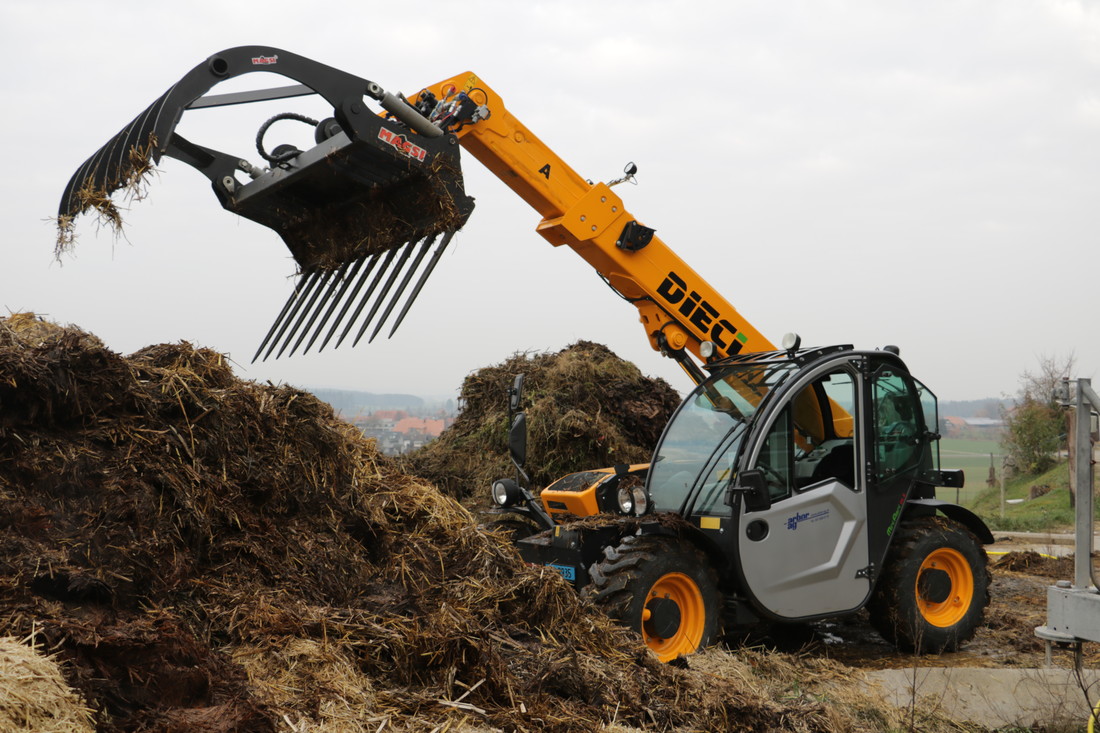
[0,314,934,732]
[400,341,682,501]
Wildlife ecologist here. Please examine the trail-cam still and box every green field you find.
[968,461,1087,532]
[940,443,1098,531]
[937,438,1005,507]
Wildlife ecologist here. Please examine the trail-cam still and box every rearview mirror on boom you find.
[509,412,527,471]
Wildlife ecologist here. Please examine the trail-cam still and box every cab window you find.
[757,407,793,500]
[871,370,924,482]
[916,378,941,471]
[755,369,858,499]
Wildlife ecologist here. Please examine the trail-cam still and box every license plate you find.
[547,563,575,582]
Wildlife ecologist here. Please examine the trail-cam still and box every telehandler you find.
[59,46,992,662]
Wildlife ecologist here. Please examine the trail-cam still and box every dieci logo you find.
[656,271,748,353]
[251,55,278,65]
[377,128,427,162]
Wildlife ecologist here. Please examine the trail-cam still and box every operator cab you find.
[644,342,955,622]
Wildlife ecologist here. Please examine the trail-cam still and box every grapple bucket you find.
[57,46,474,359]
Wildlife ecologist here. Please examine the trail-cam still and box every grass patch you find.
[966,461,1097,532]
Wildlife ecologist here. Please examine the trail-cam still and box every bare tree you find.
[1018,353,1077,405]
[1001,354,1075,478]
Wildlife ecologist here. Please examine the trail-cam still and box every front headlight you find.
[492,479,522,507]
[617,485,649,516]
[616,485,635,515]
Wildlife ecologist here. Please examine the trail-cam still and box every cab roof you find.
[705,343,855,371]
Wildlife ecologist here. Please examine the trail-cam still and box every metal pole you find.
[1075,379,1099,589]
[1000,458,1006,520]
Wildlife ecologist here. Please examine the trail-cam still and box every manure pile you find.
[400,341,682,501]
[0,314,894,732]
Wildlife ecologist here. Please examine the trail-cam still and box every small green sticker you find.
[736,332,748,344]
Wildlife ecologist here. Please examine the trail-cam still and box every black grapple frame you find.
[58,46,474,360]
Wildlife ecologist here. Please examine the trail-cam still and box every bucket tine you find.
[273,269,333,360]
[318,252,384,353]
[286,259,354,357]
[253,270,315,363]
[281,266,344,359]
[261,269,323,362]
[367,234,437,343]
[255,232,461,359]
[333,246,402,350]
[351,240,417,347]
[301,255,367,355]
[386,230,456,340]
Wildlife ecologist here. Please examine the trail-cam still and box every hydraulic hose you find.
[255,112,320,164]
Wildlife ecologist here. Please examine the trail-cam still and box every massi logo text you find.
[786,508,830,531]
[378,129,427,161]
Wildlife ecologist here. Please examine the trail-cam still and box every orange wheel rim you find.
[916,548,974,628]
[642,572,705,662]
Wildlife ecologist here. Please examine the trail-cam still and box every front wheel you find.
[868,516,989,653]
[585,535,720,662]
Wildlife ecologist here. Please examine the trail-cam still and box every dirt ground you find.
[679,543,1099,730]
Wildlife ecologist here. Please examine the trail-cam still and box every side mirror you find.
[509,374,525,413]
[727,469,771,512]
[929,468,965,489]
[509,412,527,470]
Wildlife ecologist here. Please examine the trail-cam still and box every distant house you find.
[943,416,968,436]
[393,417,447,438]
[356,410,409,430]
[348,410,455,456]
[964,417,1004,428]
[941,415,1003,439]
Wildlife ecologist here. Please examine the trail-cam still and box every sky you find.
[2,0,1097,403]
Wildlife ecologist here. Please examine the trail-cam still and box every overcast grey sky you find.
[2,1,1097,402]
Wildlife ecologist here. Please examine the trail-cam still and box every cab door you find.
[735,363,872,620]
[865,362,932,570]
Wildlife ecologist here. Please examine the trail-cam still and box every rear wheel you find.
[585,535,720,662]
[868,516,989,653]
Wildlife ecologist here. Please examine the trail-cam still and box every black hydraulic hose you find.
[256,112,319,164]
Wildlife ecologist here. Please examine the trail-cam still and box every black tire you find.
[482,518,539,542]
[867,516,990,653]
[584,535,720,662]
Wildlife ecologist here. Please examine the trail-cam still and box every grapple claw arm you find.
[59,45,473,266]
[60,47,475,358]
[60,47,375,225]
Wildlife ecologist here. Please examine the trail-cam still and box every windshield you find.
[647,361,800,515]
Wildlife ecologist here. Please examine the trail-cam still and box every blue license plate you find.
[547,563,575,582]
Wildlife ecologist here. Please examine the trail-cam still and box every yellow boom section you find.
[418,73,775,380]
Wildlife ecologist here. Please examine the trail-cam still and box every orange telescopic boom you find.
[59,47,771,378]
